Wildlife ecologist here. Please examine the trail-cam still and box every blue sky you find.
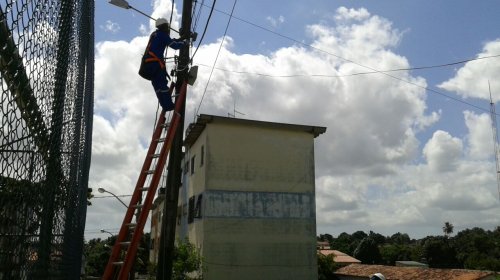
[87,0,500,240]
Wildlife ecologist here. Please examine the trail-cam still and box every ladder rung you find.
[139,187,150,191]
[132,204,143,209]
[120,241,131,246]
[126,223,137,228]
[145,170,155,174]
[150,153,160,158]
[161,122,170,128]
[156,137,166,142]
[113,261,124,266]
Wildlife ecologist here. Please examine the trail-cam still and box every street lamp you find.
[100,229,114,237]
[98,187,128,208]
[108,0,179,33]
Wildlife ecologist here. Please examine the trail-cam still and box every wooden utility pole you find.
[156,0,193,279]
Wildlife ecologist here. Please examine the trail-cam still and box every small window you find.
[190,156,195,175]
[200,145,204,166]
[184,161,189,174]
[194,194,203,218]
[188,196,195,224]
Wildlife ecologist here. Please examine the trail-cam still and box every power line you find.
[191,0,216,61]
[194,0,237,117]
[196,54,500,78]
[197,2,499,114]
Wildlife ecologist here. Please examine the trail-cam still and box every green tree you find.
[388,232,410,245]
[317,253,340,280]
[351,230,368,241]
[369,230,386,245]
[318,233,334,244]
[353,237,382,264]
[380,244,412,265]
[84,233,150,278]
[84,237,114,277]
[443,222,454,238]
[453,227,500,270]
[171,239,204,280]
[331,232,353,255]
[422,236,458,268]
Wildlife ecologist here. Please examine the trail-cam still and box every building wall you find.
[206,123,315,193]
[202,218,317,280]
[150,196,164,264]
[178,118,320,280]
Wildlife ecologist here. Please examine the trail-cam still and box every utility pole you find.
[156,0,193,279]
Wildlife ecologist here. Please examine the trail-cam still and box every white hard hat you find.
[370,273,386,280]
[155,18,169,28]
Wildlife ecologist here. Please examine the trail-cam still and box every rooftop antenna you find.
[488,80,500,200]
[227,98,246,118]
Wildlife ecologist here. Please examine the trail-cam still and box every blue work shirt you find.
[147,29,185,61]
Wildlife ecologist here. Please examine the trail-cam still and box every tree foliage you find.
[318,253,340,280]
[443,222,454,238]
[353,237,382,264]
[171,238,204,280]
[318,225,500,271]
[83,233,150,278]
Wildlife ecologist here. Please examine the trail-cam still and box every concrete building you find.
[153,114,326,280]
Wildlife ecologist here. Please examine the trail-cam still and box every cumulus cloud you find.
[101,20,121,33]
[438,39,500,100]
[266,15,285,28]
[86,1,500,239]
[464,111,493,160]
[423,130,463,173]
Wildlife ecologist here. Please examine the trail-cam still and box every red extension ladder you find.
[102,82,187,280]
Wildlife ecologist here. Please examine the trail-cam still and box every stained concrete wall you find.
[205,123,315,193]
[202,218,317,280]
[178,117,321,280]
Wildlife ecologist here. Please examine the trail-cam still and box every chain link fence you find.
[0,0,94,278]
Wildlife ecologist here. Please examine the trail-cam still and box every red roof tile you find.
[335,264,495,280]
[318,249,361,264]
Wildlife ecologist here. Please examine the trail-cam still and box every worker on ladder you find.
[139,18,188,112]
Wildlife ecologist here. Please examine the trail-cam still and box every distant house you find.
[318,250,361,265]
[317,241,330,250]
[317,242,361,265]
[335,264,496,280]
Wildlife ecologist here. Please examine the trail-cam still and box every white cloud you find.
[334,7,370,22]
[101,20,121,33]
[438,39,500,100]
[266,15,285,28]
[423,130,463,173]
[464,111,493,160]
[86,3,500,240]
[150,0,182,32]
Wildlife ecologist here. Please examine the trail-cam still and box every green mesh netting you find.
[0,0,94,278]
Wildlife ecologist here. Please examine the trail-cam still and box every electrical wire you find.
[195,54,500,79]
[194,0,235,117]
[197,2,499,114]
[190,0,216,62]
[191,0,204,32]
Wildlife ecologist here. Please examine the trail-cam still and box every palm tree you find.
[443,222,454,238]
